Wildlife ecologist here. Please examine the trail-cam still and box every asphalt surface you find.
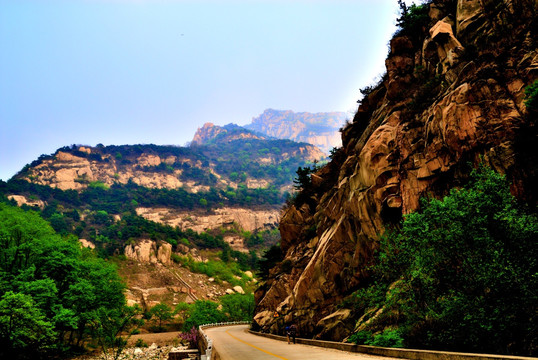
[204,325,400,360]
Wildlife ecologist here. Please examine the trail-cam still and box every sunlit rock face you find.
[246,109,348,153]
[254,0,538,340]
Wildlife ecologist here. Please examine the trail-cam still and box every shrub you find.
[348,331,374,345]
[524,80,538,115]
[370,329,404,348]
[395,1,431,39]
[134,338,147,348]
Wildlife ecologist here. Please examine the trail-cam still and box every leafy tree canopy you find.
[349,166,538,356]
[0,203,129,359]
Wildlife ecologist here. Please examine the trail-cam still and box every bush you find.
[524,80,538,115]
[369,329,404,348]
[348,331,373,345]
[134,339,148,348]
[182,300,225,331]
[395,1,430,39]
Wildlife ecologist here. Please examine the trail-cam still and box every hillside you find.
[245,109,348,153]
[0,126,324,312]
[3,127,325,243]
[253,0,538,355]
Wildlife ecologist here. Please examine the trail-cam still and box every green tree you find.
[0,203,128,357]
[0,292,56,359]
[148,303,173,331]
[182,300,225,331]
[361,166,538,355]
[220,293,254,321]
[87,305,143,360]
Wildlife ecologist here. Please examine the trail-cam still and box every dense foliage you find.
[0,178,280,262]
[180,293,254,331]
[0,203,132,359]
[525,80,538,115]
[348,166,538,356]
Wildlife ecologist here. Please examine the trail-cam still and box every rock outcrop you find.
[136,207,281,235]
[254,0,537,340]
[7,195,45,209]
[246,109,348,153]
[125,240,173,265]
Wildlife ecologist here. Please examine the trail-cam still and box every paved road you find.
[204,325,400,360]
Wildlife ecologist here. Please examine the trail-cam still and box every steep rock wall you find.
[254,0,537,340]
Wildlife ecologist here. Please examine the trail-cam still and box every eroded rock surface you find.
[254,0,538,340]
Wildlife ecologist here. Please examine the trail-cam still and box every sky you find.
[0,0,412,181]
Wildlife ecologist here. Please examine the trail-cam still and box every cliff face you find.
[254,0,537,340]
[246,109,348,153]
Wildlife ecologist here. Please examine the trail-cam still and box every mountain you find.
[12,125,323,195]
[191,122,269,145]
[1,127,325,304]
[253,0,538,352]
[245,109,348,153]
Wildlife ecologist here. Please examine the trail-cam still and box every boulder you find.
[233,286,245,294]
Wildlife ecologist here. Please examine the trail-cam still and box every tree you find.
[293,166,313,191]
[0,292,56,359]
[87,305,143,360]
[0,203,128,357]
[524,80,538,115]
[148,303,173,331]
[220,293,254,321]
[362,166,538,355]
[182,300,225,331]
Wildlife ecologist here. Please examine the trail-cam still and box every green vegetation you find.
[0,178,279,264]
[174,255,252,288]
[220,293,255,322]
[180,293,254,331]
[346,166,538,356]
[181,300,226,331]
[395,0,431,40]
[257,244,283,281]
[0,203,135,360]
[147,303,174,332]
[525,80,538,115]
[348,329,404,348]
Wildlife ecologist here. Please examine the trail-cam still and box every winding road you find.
[205,325,400,360]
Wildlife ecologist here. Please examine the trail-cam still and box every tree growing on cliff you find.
[352,166,538,356]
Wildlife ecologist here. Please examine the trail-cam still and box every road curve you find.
[204,325,400,360]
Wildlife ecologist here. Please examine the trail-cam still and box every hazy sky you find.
[0,0,411,181]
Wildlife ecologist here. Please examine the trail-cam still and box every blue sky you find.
[0,0,411,181]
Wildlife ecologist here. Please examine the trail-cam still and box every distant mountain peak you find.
[191,122,268,146]
[245,109,348,153]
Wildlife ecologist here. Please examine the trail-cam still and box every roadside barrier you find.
[198,321,250,360]
[248,330,538,360]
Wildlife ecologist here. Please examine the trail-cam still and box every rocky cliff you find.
[246,109,348,153]
[254,0,537,340]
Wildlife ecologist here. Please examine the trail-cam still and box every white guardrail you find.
[198,321,251,360]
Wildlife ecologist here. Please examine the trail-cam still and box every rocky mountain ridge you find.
[191,123,269,146]
[254,0,537,341]
[245,109,348,153]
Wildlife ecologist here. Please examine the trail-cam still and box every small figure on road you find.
[288,324,297,344]
[285,325,291,344]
